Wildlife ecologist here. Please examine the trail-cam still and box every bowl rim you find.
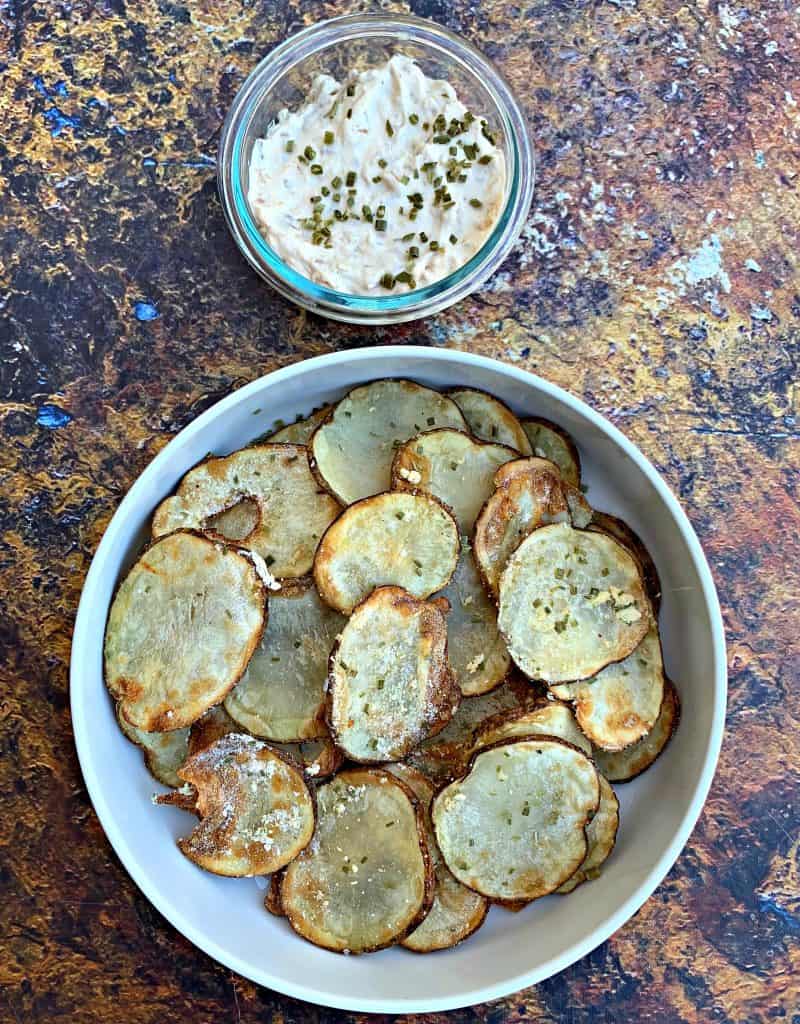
[71,346,727,1012]
[217,13,535,324]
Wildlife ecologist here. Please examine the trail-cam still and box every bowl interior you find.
[71,349,725,1012]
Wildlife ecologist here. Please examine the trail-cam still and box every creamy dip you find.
[248,55,506,294]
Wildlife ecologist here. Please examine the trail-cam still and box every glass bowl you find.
[218,13,535,324]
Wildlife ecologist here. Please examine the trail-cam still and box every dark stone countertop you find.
[1,1,798,1022]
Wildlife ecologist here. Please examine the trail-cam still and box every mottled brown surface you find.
[1,0,798,1022]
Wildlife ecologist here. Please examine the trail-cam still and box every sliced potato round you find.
[498,523,651,684]
[151,445,340,578]
[438,549,510,697]
[432,737,600,901]
[521,418,581,487]
[224,579,346,741]
[116,704,189,787]
[392,428,516,533]
[172,733,315,876]
[449,388,532,454]
[474,458,571,596]
[105,531,267,731]
[313,491,459,615]
[589,510,662,612]
[311,380,467,505]
[551,623,665,749]
[557,775,619,893]
[408,674,535,783]
[385,764,489,953]
[268,405,332,445]
[327,586,459,762]
[280,768,434,953]
[472,700,591,756]
[593,679,681,782]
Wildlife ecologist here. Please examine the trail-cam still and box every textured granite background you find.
[1,0,798,1021]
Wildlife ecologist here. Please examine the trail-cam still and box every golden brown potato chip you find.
[311,380,467,505]
[474,458,571,597]
[171,733,316,876]
[449,388,532,454]
[593,679,680,781]
[105,531,267,731]
[313,491,460,615]
[521,418,581,487]
[589,510,662,612]
[265,871,286,916]
[268,406,332,445]
[472,699,592,756]
[498,523,650,683]
[224,578,346,741]
[151,445,340,578]
[550,623,665,749]
[327,587,460,762]
[281,768,434,953]
[432,737,600,901]
[392,428,516,533]
[557,775,619,893]
[116,704,189,787]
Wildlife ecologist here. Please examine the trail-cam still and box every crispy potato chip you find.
[593,679,680,781]
[327,587,459,762]
[438,549,511,697]
[265,871,286,916]
[268,406,332,445]
[385,764,489,953]
[448,388,532,454]
[557,775,619,893]
[521,418,581,487]
[498,523,650,684]
[472,700,592,756]
[280,768,434,953]
[589,510,662,612]
[392,428,516,533]
[224,579,346,741]
[171,733,315,876]
[116,704,189,787]
[408,674,536,783]
[313,491,460,615]
[550,623,665,749]
[311,380,467,505]
[151,445,340,578]
[474,458,572,597]
[105,531,267,731]
[432,737,600,901]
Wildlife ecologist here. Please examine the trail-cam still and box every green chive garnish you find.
[419,231,429,243]
[372,175,382,183]
[429,240,439,251]
[433,134,450,144]
[346,107,352,119]
[479,154,492,164]
[401,232,415,242]
[409,113,419,125]
[380,273,395,289]
[408,246,419,258]
[285,140,295,153]
[346,84,355,97]
[321,186,330,196]
[331,176,342,189]
[395,271,416,288]
[378,158,387,168]
[310,164,323,175]
[324,131,334,145]
[385,119,394,137]
[449,233,458,244]
[346,171,356,187]
[304,146,316,160]
[375,219,387,231]
[469,198,483,208]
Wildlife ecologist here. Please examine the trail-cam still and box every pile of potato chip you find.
[105,379,680,954]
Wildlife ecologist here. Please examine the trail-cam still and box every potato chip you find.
[449,388,532,454]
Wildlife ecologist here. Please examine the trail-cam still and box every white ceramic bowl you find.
[71,347,726,1013]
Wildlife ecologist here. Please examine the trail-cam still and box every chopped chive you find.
[324,130,334,145]
[331,175,342,189]
[346,107,352,118]
[346,171,356,187]
[395,270,416,288]
[284,139,295,153]
[469,198,483,208]
[375,219,387,231]
[422,121,430,131]
[372,175,382,183]
[419,231,428,243]
[408,246,419,258]
[304,146,316,160]
[385,119,394,137]
[401,232,415,242]
[479,154,493,164]
[346,84,355,97]
[429,240,439,251]
[332,192,341,202]
[433,134,450,144]
[400,175,410,185]
[378,158,387,168]
[321,186,330,196]
[449,233,458,244]
[380,273,395,289]
[310,164,323,175]
[409,113,419,125]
